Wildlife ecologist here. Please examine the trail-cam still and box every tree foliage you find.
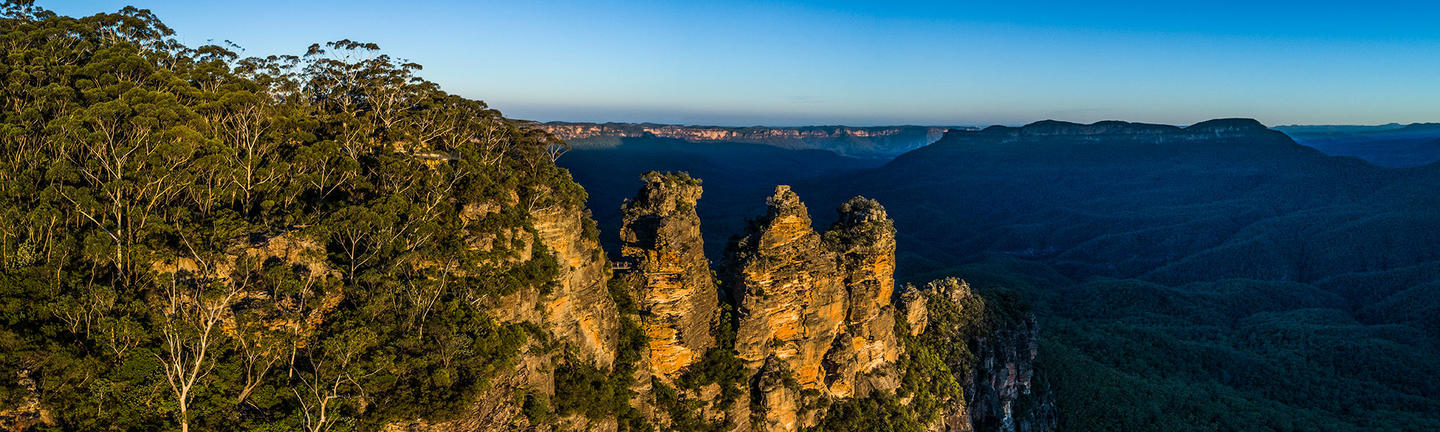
[0,3,583,430]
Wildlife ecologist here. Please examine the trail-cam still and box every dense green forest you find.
[0,3,593,430]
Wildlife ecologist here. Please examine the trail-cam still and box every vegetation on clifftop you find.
[0,3,585,430]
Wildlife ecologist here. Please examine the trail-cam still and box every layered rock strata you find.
[406,177,1051,432]
[618,172,721,382]
[529,204,621,368]
[967,313,1057,432]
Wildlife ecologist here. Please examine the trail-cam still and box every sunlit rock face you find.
[388,195,622,432]
[823,197,903,399]
[531,203,621,368]
[751,357,802,432]
[725,186,906,430]
[618,172,721,382]
[899,288,929,337]
[373,175,1055,432]
[730,185,847,394]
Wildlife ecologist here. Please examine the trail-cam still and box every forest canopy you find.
[0,2,588,430]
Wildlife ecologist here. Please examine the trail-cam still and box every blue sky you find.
[48,1,1440,126]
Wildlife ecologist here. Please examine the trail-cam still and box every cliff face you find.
[389,176,1050,432]
[0,370,50,431]
[904,278,978,432]
[728,186,849,430]
[384,344,554,432]
[531,204,622,368]
[488,201,620,367]
[967,313,1057,432]
[618,172,721,382]
[730,186,848,387]
[908,279,1057,432]
[391,198,622,432]
[535,122,955,159]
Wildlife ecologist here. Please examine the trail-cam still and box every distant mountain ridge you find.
[1276,122,1440,167]
[1274,122,1440,135]
[972,118,1270,138]
[531,121,966,158]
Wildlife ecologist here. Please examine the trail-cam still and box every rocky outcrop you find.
[899,289,928,337]
[383,342,553,432]
[618,172,720,382]
[823,197,903,398]
[421,175,1051,432]
[728,186,847,430]
[391,198,622,432]
[908,279,1057,432]
[0,370,51,431]
[966,313,1056,432]
[913,278,980,432]
[725,186,906,430]
[380,175,1056,432]
[730,186,848,391]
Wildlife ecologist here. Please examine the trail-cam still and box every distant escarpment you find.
[533,122,960,159]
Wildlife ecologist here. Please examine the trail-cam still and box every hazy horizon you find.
[51,0,1440,127]
[531,118,1437,129]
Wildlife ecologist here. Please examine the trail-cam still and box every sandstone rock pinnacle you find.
[726,186,905,430]
[619,172,721,382]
